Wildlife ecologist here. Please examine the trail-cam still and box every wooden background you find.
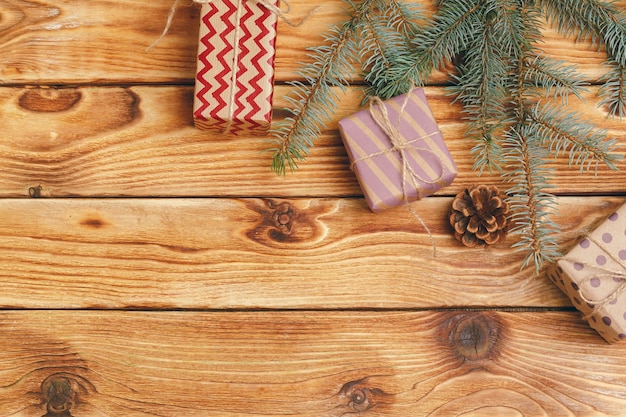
[2,0,626,415]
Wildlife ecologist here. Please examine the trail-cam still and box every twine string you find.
[148,0,317,51]
[353,89,447,254]
[223,0,245,133]
[364,95,446,194]
[560,234,626,320]
[147,0,186,52]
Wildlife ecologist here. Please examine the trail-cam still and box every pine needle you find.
[268,0,368,175]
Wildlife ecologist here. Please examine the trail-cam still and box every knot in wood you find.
[340,377,390,413]
[448,313,500,361]
[29,185,43,198]
[349,388,371,411]
[42,376,74,416]
[246,198,327,247]
[19,88,82,113]
[271,202,297,234]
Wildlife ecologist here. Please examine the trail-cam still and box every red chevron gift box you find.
[194,0,277,135]
[338,88,457,213]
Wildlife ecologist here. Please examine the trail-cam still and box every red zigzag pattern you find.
[194,0,277,135]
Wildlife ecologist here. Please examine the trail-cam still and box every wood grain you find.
[1,196,623,309]
[0,85,624,198]
[1,310,625,417]
[0,0,623,84]
[2,0,626,413]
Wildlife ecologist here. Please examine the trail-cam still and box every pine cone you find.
[450,185,509,248]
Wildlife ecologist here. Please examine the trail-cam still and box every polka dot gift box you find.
[548,203,626,343]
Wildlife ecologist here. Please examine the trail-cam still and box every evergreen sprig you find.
[599,60,626,118]
[528,102,621,171]
[268,1,364,175]
[446,2,515,173]
[270,0,626,272]
[503,124,560,271]
[269,0,423,175]
[501,0,562,272]
[437,0,622,271]
[540,0,626,117]
[360,1,424,98]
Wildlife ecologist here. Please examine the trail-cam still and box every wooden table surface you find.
[2,1,626,415]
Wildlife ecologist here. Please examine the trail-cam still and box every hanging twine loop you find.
[560,234,626,321]
[147,0,319,51]
[352,89,447,255]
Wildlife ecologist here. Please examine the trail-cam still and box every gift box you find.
[338,88,457,212]
[548,203,626,343]
[194,0,277,134]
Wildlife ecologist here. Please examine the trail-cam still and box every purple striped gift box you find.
[338,88,457,212]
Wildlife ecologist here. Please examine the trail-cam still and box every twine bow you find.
[351,89,447,254]
[561,234,626,320]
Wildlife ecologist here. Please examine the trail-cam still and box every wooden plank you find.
[0,0,200,84]
[0,0,623,84]
[0,85,625,198]
[1,310,625,416]
[1,196,623,309]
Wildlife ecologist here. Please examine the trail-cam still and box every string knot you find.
[560,233,626,321]
[355,88,451,255]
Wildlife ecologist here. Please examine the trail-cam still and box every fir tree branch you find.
[447,5,511,173]
[502,2,561,272]
[413,0,484,74]
[269,0,426,174]
[382,0,423,39]
[361,0,425,99]
[528,102,622,171]
[373,0,485,99]
[360,13,399,83]
[539,0,622,45]
[358,0,424,44]
[488,0,529,57]
[539,0,626,117]
[268,0,374,175]
[503,125,560,273]
[524,55,588,102]
[599,60,626,118]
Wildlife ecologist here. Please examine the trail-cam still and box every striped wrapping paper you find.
[194,0,277,135]
[338,88,457,212]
